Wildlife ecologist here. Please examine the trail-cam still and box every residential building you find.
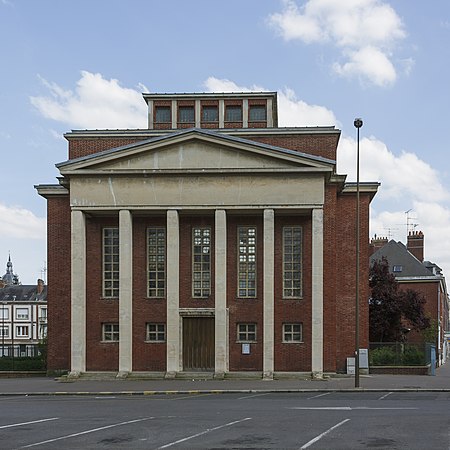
[370,232,450,364]
[36,91,379,377]
[0,257,48,357]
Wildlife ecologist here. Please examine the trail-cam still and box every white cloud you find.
[204,77,337,126]
[30,71,148,129]
[333,46,397,87]
[268,0,407,86]
[0,204,46,240]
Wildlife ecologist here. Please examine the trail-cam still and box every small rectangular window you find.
[283,323,303,342]
[148,227,166,298]
[179,106,195,123]
[249,105,266,121]
[225,105,242,122]
[16,308,29,320]
[393,265,403,273]
[146,323,166,342]
[16,326,29,337]
[0,308,8,320]
[39,324,47,339]
[102,323,119,342]
[103,227,119,298]
[155,106,171,123]
[202,106,218,122]
[237,323,257,342]
[0,326,9,338]
[192,227,211,298]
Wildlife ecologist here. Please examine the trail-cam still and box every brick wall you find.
[46,195,71,372]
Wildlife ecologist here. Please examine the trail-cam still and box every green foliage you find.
[370,346,397,365]
[422,319,438,344]
[402,346,426,365]
[0,356,46,371]
[370,345,426,366]
[370,257,430,342]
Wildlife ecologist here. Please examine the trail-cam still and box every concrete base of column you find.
[116,371,130,379]
[311,371,324,380]
[165,371,177,379]
[263,371,274,380]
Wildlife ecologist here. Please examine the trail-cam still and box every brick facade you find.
[38,91,378,376]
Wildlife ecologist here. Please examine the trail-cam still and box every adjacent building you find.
[370,232,450,364]
[0,257,48,357]
[36,91,379,377]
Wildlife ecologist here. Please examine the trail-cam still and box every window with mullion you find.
[102,323,119,342]
[283,323,303,342]
[147,227,166,298]
[237,323,257,342]
[238,227,257,298]
[146,323,166,342]
[103,228,119,298]
[283,226,302,298]
[192,227,211,298]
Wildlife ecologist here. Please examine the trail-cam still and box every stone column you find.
[118,210,133,376]
[263,209,275,379]
[215,209,227,376]
[311,208,324,378]
[166,210,180,376]
[70,210,86,376]
[243,99,249,128]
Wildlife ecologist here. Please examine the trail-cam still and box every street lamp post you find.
[354,117,363,388]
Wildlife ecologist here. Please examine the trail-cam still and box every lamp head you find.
[354,118,363,129]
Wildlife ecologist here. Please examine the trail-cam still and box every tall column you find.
[71,210,86,375]
[263,209,275,379]
[215,210,227,376]
[311,208,324,378]
[166,210,180,375]
[119,210,133,375]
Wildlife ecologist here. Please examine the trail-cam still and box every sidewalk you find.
[0,364,449,395]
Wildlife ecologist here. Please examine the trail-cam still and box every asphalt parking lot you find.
[1,391,449,449]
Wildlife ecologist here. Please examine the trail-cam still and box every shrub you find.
[370,346,397,365]
[401,346,425,365]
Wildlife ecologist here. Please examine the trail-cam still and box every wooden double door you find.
[183,317,215,371]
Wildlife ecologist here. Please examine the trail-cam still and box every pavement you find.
[0,363,450,395]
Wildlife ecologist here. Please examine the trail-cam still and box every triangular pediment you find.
[58,129,335,175]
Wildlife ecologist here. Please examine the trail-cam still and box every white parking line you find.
[378,392,393,400]
[20,417,155,448]
[300,419,350,449]
[157,417,252,449]
[0,418,58,429]
[307,392,331,400]
[291,406,418,410]
[238,393,270,400]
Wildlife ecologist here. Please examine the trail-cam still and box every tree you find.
[369,257,430,342]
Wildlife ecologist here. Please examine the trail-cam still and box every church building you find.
[36,91,378,378]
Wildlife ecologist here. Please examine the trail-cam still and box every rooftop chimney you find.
[407,231,424,262]
[369,235,388,256]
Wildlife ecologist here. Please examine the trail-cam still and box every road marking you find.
[238,393,270,400]
[378,392,393,400]
[94,396,116,399]
[157,417,252,449]
[169,393,213,400]
[0,418,58,430]
[307,392,331,399]
[20,417,155,448]
[291,407,418,410]
[300,419,350,449]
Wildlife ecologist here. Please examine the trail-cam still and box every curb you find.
[1,388,450,396]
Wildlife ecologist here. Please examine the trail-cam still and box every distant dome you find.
[1,255,19,286]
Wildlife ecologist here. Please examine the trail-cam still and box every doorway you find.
[183,317,215,371]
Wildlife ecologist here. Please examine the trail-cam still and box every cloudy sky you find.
[1,0,450,283]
